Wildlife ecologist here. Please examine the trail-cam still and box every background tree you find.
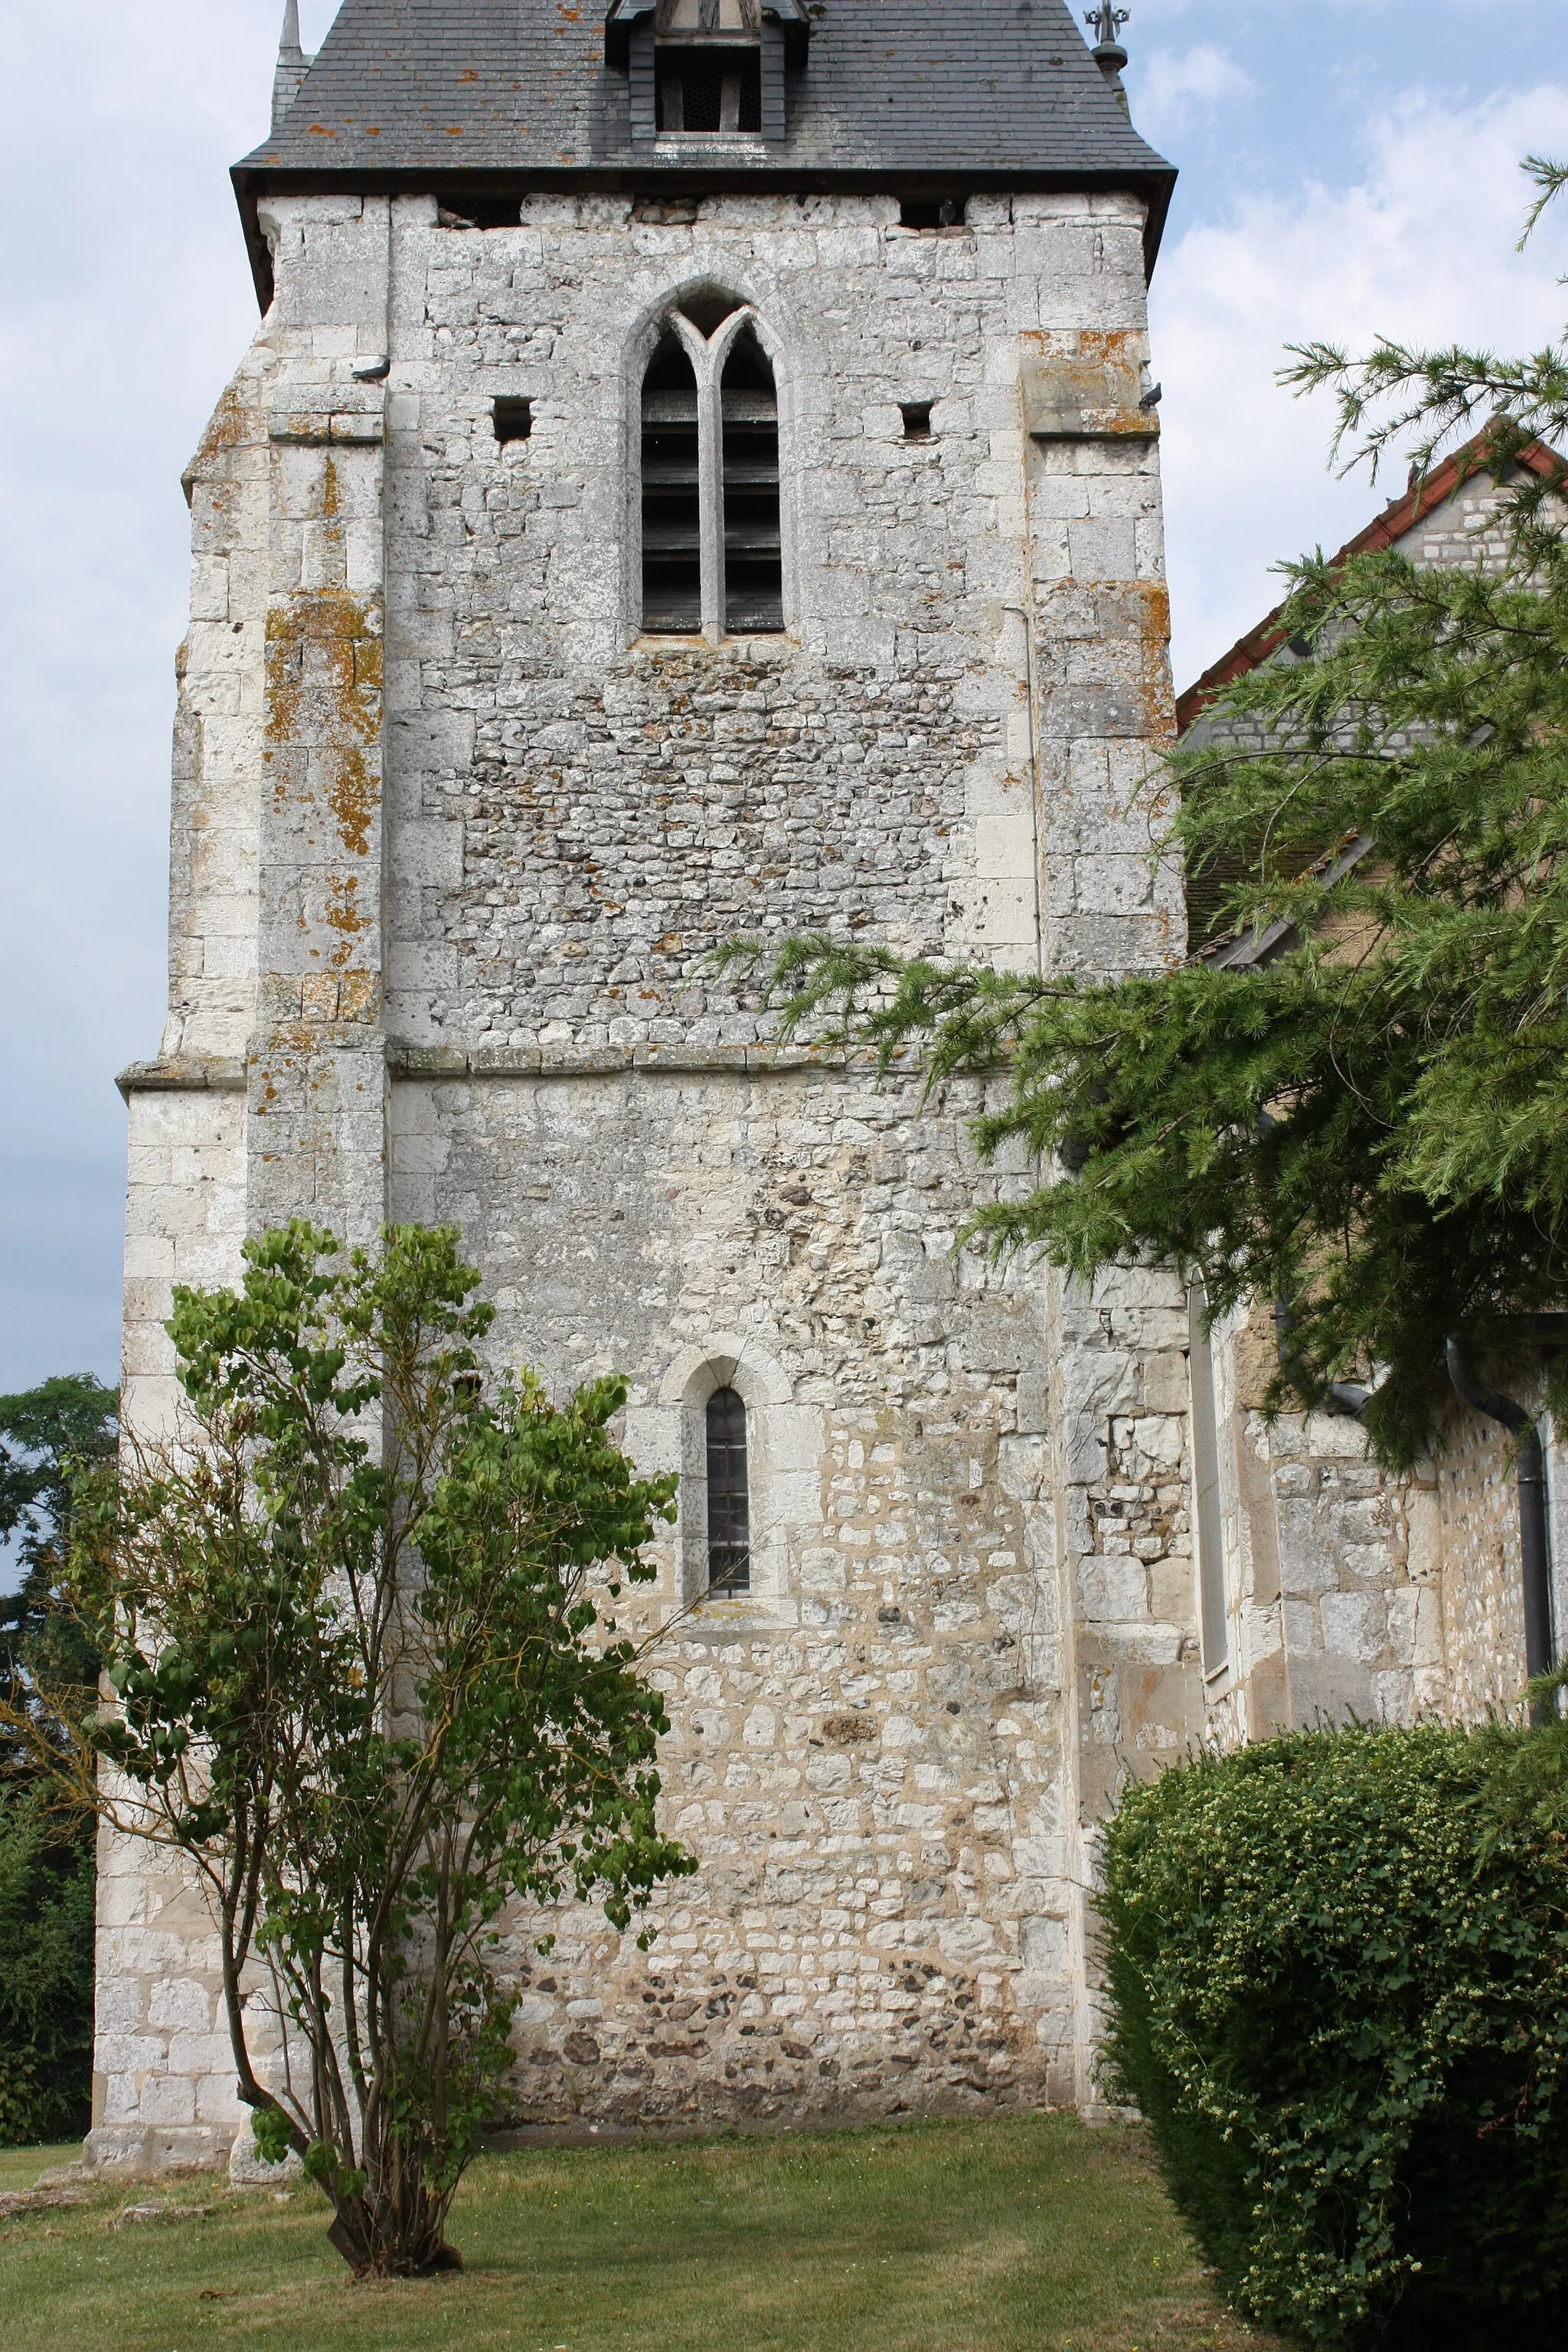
[1,1374,117,1734]
[17,1223,690,2272]
[732,162,1568,1475]
[0,1373,116,2145]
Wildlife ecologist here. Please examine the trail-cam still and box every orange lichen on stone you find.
[337,972,378,1024]
[189,382,256,472]
[326,871,366,951]
[264,593,382,787]
[1020,328,1158,442]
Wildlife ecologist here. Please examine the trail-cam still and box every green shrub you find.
[1098,1720,1568,2350]
[0,1785,94,2145]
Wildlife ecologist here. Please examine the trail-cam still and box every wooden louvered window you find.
[705,1387,750,1593]
[652,0,763,133]
[721,331,782,633]
[639,305,784,639]
[640,334,702,633]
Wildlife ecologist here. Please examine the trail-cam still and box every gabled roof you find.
[233,0,1174,305]
[1176,433,1566,734]
[1176,429,1566,963]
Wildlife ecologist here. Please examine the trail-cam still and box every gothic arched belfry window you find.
[639,302,782,638]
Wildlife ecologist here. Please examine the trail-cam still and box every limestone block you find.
[198,2073,249,2125]
[1301,1410,1376,1461]
[1073,855,1155,915]
[1405,1486,1442,1581]
[1319,1589,1387,1666]
[148,1978,211,2034]
[1077,1557,1148,1622]
[229,2121,304,2187]
[1275,1502,1341,1596]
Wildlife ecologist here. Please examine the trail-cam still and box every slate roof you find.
[234,0,1174,302]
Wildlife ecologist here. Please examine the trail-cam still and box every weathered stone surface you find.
[101,181,1197,2166]
[110,173,1559,2177]
[228,2122,305,2190]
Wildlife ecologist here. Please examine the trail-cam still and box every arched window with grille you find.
[705,1386,750,1592]
[639,302,783,640]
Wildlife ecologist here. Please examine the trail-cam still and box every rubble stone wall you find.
[98,181,1201,2165]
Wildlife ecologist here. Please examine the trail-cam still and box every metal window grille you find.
[656,49,761,133]
[705,1386,750,1592]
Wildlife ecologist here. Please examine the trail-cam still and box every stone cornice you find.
[115,1040,912,1100]
[116,1057,247,1100]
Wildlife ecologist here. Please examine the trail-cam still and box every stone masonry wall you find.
[1201,1305,1550,1741]
[100,180,1197,2164]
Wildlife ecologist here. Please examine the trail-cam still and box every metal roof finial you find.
[1085,4,1130,107]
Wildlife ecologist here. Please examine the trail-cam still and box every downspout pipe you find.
[1446,1334,1554,1707]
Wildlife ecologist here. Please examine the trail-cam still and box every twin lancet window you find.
[705,1387,750,1592]
[641,303,783,636]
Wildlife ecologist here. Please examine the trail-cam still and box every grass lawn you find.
[0,2114,1279,2352]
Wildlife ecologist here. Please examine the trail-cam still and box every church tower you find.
[100,0,1192,2171]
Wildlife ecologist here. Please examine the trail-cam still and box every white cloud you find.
[1137,43,1257,139]
[1152,84,1568,690]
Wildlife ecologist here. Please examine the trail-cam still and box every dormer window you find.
[609,0,808,148]
[657,0,761,138]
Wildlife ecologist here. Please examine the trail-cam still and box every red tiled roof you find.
[1174,432,1565,734]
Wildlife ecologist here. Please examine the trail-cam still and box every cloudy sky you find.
[1,0,1566,1411]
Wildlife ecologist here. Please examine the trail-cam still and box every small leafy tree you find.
[727,162,1568,1470]
[29,1223,690,2274]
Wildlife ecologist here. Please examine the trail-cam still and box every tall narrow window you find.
[641,333,702,632]
[1187,1286,1230,1681]
[721,331,782,633]
[706,1387,750,1592]
[639,304,785,639]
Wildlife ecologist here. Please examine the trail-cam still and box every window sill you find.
[652,135,769,154]
[674,1596,795,1638]
[632,631,792,652]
